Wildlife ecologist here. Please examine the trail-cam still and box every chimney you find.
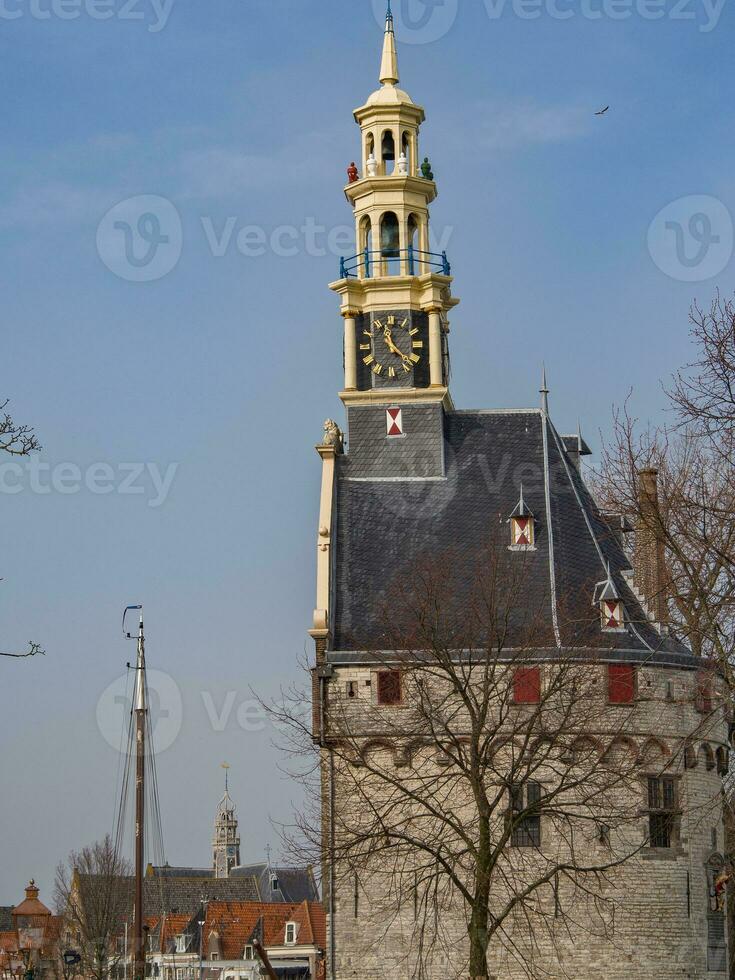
[634,468,668,629]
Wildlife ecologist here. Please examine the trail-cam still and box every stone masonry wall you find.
[320,661,729,980]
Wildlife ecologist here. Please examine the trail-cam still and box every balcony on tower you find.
[339,208,450,281]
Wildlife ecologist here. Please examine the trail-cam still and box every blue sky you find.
[2,0,734,902]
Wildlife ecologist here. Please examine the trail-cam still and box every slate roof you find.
[0,909,13,932]
[330,408,693,666]
[147,865,318,905]
[230,865,319,904]
[76,873,259,922]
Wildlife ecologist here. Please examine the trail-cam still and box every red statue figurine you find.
[347,162,359,183]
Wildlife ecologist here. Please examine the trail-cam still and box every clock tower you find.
[329,2,459,477]
[212,776,240,879]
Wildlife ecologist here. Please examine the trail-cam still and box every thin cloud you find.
[474,100,590,150]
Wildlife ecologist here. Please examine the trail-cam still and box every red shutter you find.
[377,670,402,706]
[513,667,541,704]
[608,664,635,704]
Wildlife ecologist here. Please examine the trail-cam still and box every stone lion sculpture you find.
[322,419,344,452]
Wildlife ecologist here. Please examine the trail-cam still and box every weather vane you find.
[221,761,230,792]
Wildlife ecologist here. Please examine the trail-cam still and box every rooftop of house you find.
[331,408,694,667]
[200,900,325,957]
[146,864,318,905]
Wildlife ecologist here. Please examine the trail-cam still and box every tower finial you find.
[379,1,399,86]
[222,761,230,794]
[540,364,550,414]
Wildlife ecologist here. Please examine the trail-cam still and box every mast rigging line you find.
[111,606,170,980]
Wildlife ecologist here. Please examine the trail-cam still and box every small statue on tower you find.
[322,419,344,453]
[347,162,359,183]
[421,157,434,181]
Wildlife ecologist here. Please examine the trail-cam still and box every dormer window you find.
[595,565,625,632]
[508,487,535,550]
[175,936,186,954]
[270,873,279,892]
[285,922,297,946]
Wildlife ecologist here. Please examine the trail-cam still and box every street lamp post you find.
[197,917,204,980]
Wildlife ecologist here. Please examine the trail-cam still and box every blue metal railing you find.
[339,246,451,280]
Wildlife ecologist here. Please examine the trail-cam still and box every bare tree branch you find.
[0,641,45,659]
[0,399,41,456]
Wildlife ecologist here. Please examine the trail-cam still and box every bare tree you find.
[669,293,735,464]
[273,544,689,980]
[592,296,735,684]
[593,411,735,669]
[1,398,44,660]
[55,836,132,980]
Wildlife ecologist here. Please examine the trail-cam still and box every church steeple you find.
[379,2,399,86]
[330,9,459,409]
[212,764,240,878]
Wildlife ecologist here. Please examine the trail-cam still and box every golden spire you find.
[379,1,399,86]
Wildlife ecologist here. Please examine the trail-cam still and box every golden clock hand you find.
[383,326,403,357]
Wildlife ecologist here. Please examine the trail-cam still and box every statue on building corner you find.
[322,419,344,452]
[347,162,359,183]
[396,151,408,175]
[421,156,434,181]
[366,153,379,178]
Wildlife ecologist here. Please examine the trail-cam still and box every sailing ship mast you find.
[124,605,147,980]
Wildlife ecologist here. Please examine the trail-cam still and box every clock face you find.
[361,312,423,381]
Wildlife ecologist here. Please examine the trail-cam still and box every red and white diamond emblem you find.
[386,407,403,437]
[604,601,621,628]
[515,517,529,545]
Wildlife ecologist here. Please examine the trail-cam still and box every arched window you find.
[380,211,400,275]
[381,129,395,173]
[407,214,419,274]
[359,216,373,278]
[365,132,376,176]
[402,131,412,173]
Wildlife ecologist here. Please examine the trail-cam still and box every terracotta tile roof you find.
[202,901,325,958]
[144,913,194,953]
[13,883,51,919]
[0,932,18,952]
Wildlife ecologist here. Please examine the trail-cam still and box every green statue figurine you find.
[421,157,434,181]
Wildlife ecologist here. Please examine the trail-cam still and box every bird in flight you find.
[595,105,610,116]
